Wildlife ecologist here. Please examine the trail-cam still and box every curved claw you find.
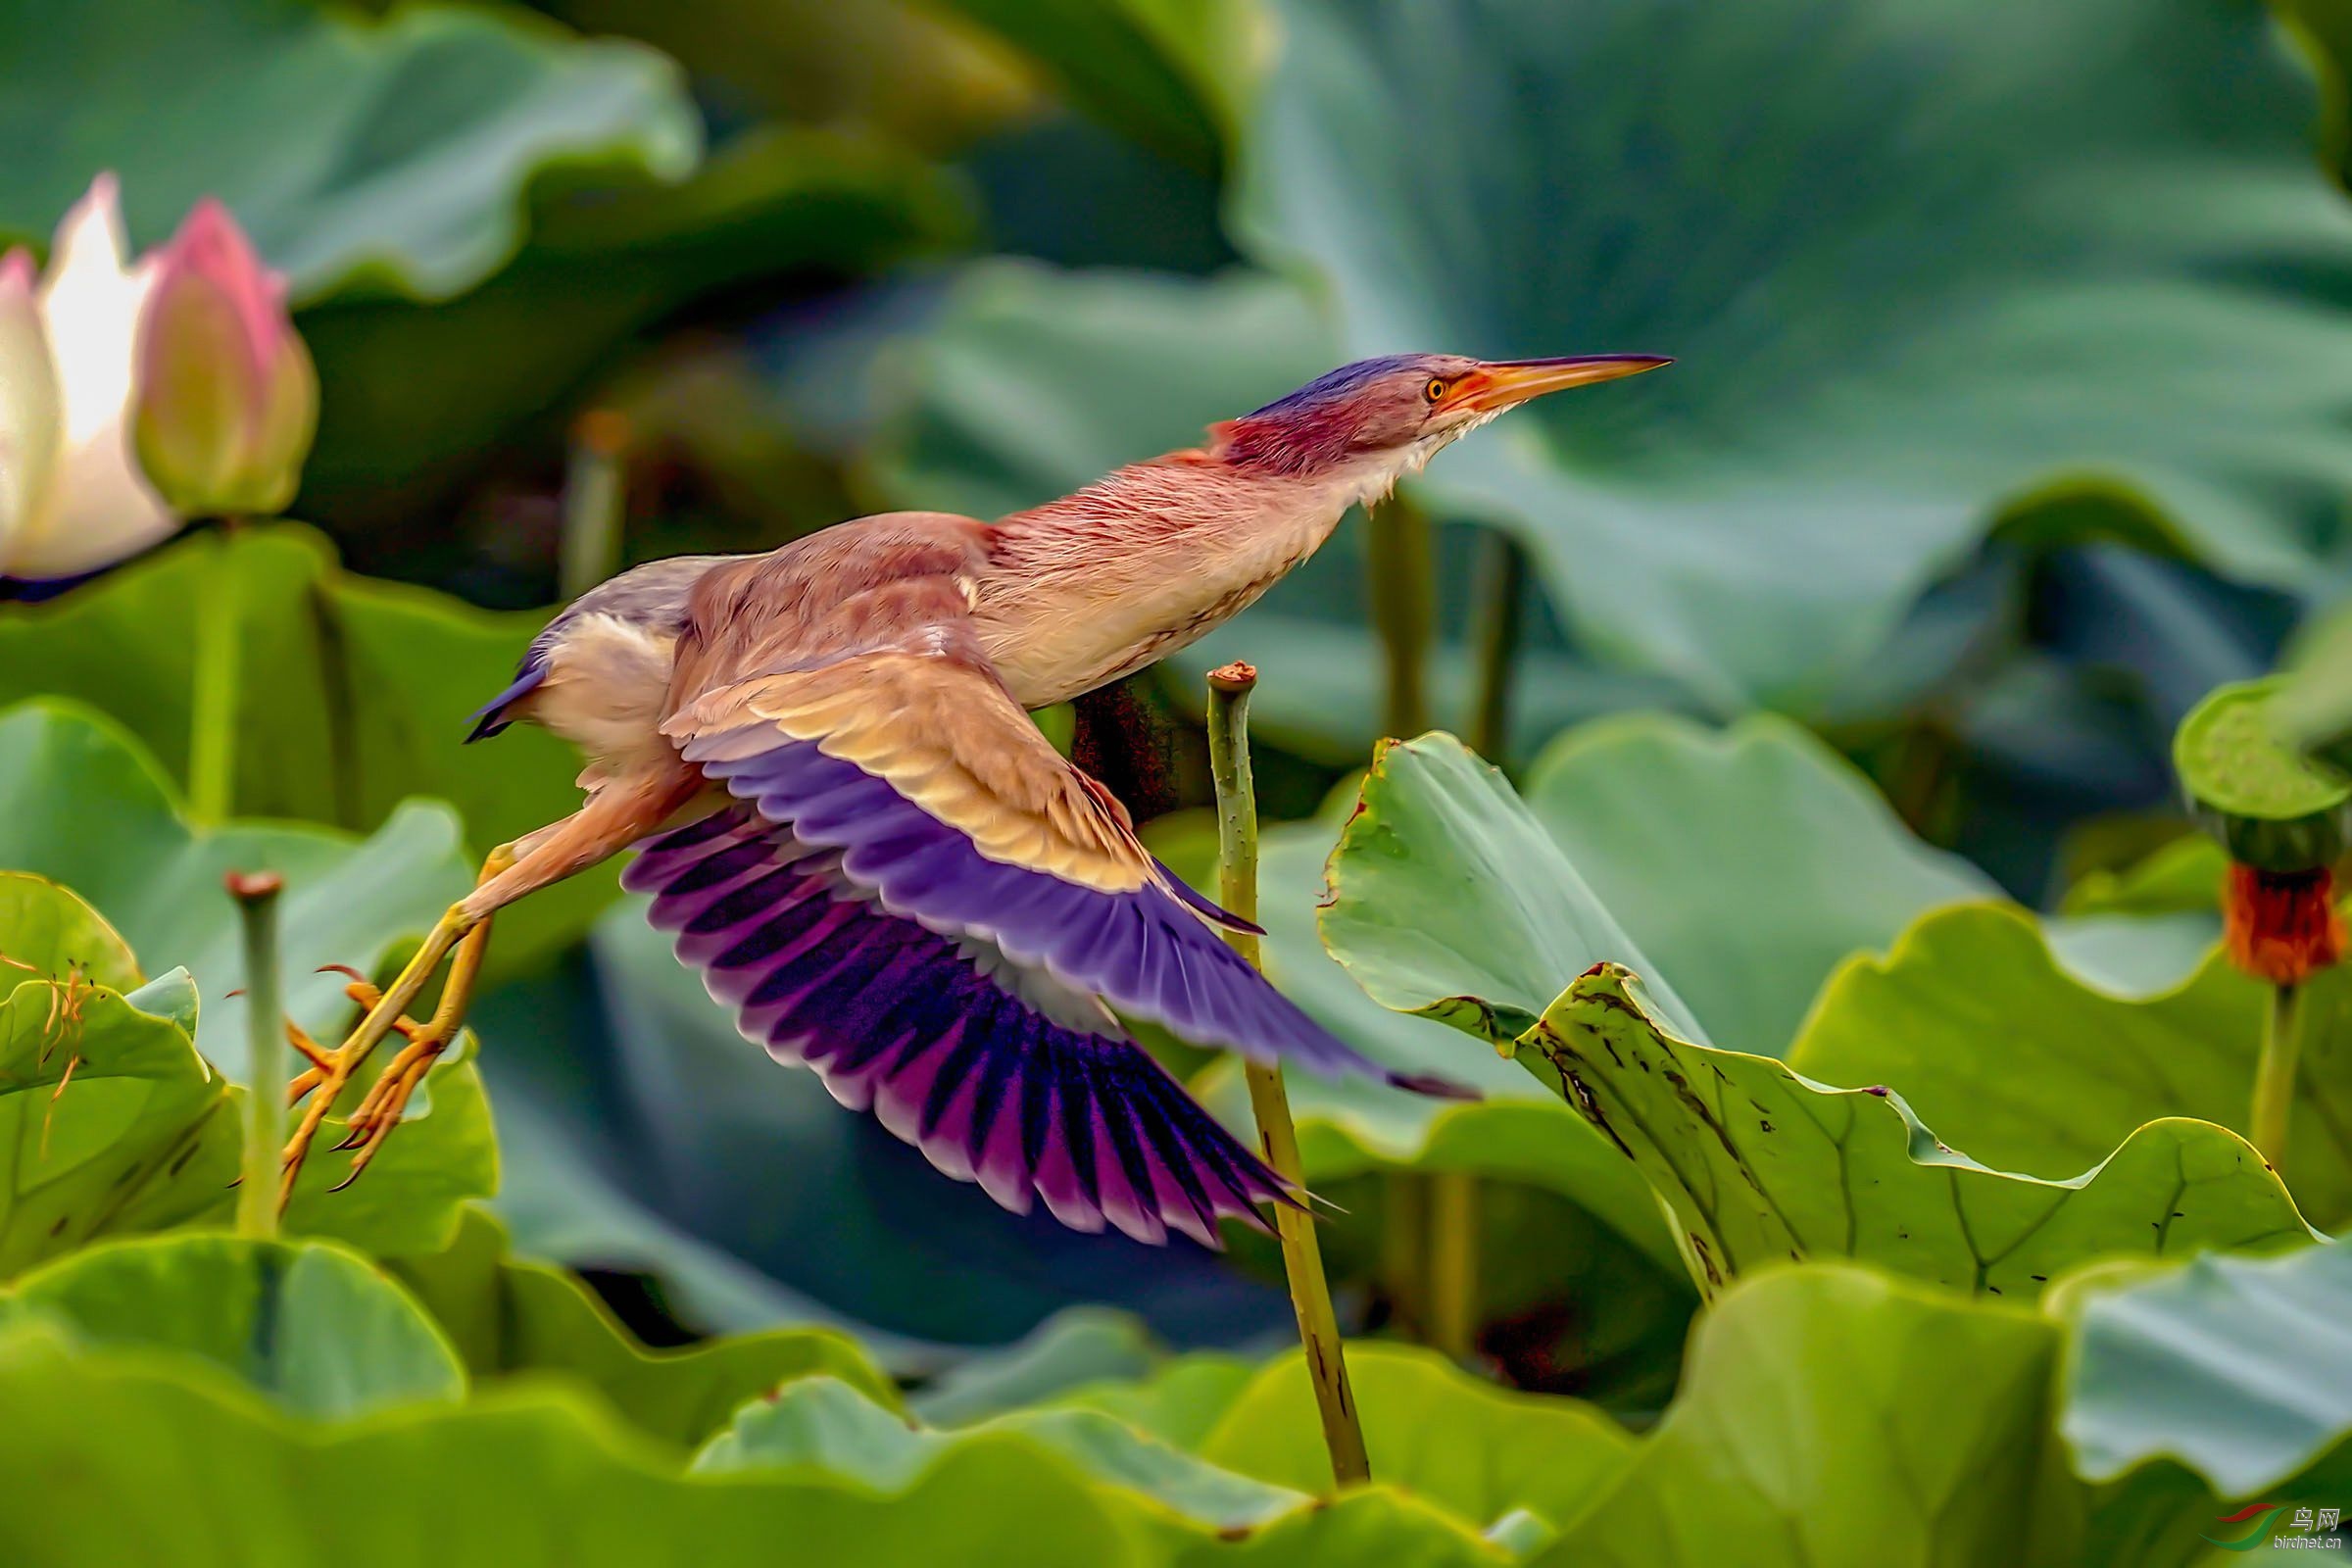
[279,847,509,1210]
[276,917,469,1208]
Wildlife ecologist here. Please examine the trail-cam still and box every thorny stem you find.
[2251,982,2303,1168]
[560,410,629,602]
[1206,662,1371,1489]
[188,522,244,823]
[226,870,285,1239]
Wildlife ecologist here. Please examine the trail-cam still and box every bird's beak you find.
[1455,354,1672,413]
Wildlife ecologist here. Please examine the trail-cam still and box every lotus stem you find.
[1427,1170,1480,1362]
[226,870,285,1239]
[187,523,242,822]
[1365,494,1441,1342]
[1379,1174,1427,1335]
[1206,662,1371,1489]
[1467,530,1525,762]
[560,410,629,602]
[2251,982,2303,1167]
[1365,494,1433,739]
[1425,528,1525,1363]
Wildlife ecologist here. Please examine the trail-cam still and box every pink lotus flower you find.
[0,174,179,580]
[133,197,317,518]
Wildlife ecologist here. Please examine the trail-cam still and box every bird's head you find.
[1211,352,1669,494]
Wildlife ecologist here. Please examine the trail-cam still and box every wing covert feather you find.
[651,511,1459,1091]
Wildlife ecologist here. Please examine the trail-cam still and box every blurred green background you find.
[8,0,2352,1390]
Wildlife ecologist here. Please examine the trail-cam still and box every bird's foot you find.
[279,967,429,1205]
[324,972,458,1187]
[275,847,511,1209]
[278,918,495,1210]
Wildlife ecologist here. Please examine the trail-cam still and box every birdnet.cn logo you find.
[2204,1503,2346,1551]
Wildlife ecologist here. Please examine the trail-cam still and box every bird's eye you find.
[1424,377,1447,404]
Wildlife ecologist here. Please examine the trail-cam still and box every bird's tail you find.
[626,807,1301,1247]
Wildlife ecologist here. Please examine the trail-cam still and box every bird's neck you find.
[975,440,1398,709]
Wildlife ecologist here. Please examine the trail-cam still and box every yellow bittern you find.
[285,352,1668,1245]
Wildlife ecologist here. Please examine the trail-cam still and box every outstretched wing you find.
[625,806,1294,1245]
[658,514,1440,1088]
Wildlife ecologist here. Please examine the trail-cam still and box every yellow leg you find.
[329,906,494,1185]
[279,846,511,1209]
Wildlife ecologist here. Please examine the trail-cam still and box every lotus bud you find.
[0,173,178,581]
[0,247,61,550]
[133,199,316,517]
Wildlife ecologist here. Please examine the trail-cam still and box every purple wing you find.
[685,737,1460,1097]
[624,805,1298,1246]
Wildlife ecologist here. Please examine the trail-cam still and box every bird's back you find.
[471,512,989,781]
[663,512,990,717]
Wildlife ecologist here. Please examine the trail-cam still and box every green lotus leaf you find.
[0,698,471,1061]
[2278,596,2352,774]
[1789,905,2352,1232]
[1233,0,2352,711]
[472,1072,921,1355]
[931,0,1264,172]
[0,0,697,300]
[2060,836,2228,918]
[1192,1054,1683,1282]
[1316,734,1703,1048]
[0,529,602,973]
[1143,805,1694,1401]
[693,1369,1509,1560]
[390,1206,896,1446]
[1519,962,2310,1300]
[1541,1265,2074,1566]
[1187,717,2004,1391]
[0,873,140,994]
[301,122,964,526]
[1314,727,2320,1301]
[2045,836,2228,1001]
[1046,1353,1257,1449]
[1319,723,2213,1055]
[699,1374,1308,1537]
[0,704,495,1256]
[536,0,1041,151]
[1199,1344,1633,1537]
[0,1324,1197,1568]
[2057,1241,2352,1502]
[907,1306,1163,1426]
[1509,715,1992,1059]
[1320,720,1992,1057]
[8,1234,462,1420]
[888,0,2352,714]
[0,961,231,1274]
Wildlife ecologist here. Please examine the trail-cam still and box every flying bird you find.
[283,351,1669,1245]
